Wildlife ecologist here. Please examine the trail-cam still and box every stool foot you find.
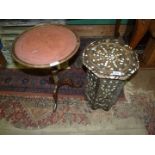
[53,100,58,112]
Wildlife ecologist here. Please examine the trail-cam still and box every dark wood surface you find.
[142,38,155,67]
[0,51,7,68]
[129,19,151,49]
[128,19,155,68]
[114,19,121,38]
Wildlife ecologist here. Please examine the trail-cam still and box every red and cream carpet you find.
[0,68,155,134]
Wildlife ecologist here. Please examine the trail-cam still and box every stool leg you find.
[51,69,59,112]
[51,68,82,112]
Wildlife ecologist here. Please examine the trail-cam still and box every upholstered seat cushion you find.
[13,25,78,66]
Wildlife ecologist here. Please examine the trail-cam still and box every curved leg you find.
[51,69,59,112]
[51,68,82,112]
[129,19,151,49]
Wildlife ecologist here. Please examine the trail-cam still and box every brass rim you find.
[12,24,80,68]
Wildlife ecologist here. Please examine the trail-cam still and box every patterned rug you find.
[0,68,86,95]
[124,83,155,135]
[0,68,155,134]
[0,91,154,134]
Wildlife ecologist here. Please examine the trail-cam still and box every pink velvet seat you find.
[13,24,80,68]
[12,24,80,112]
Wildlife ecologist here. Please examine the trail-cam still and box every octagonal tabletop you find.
[82,39,139,80]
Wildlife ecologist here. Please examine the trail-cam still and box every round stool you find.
[12,24,80,112]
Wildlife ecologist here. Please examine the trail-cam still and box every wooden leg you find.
[129,19,151,49]
[142,37,155,67]
[51,68,82,112]
[114,19,121,38]
[51,69,59,112]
